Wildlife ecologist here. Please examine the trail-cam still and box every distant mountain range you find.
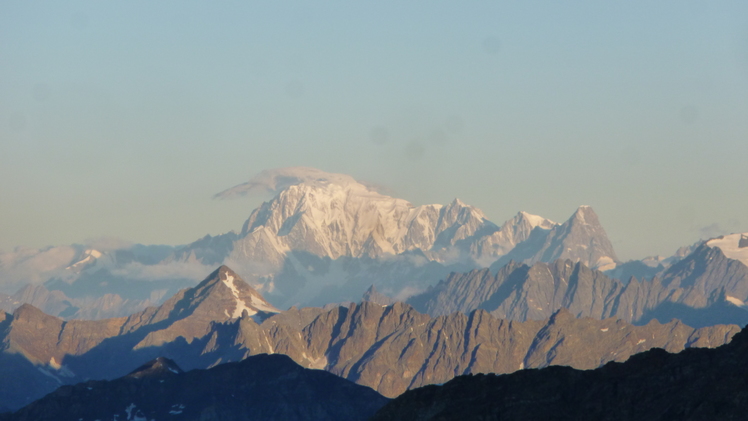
[408,242,748,328]
[0,266,738,411]
[1,167,633,316]
[2,167,747,419]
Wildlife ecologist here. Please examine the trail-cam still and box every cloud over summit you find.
[214,167,389,199]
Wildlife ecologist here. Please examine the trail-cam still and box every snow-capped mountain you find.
[229,174,497,264]
[490,205,619,272]
[0,167,618,314]
[199,168,569,307]
[706,233,748,267]
[211,168,556,267]
[65,249,102,270]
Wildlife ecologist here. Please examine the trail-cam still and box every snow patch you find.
[249,294,279,314]
[726,295,746,307]
[707,234,748,267]
[520,211,556,229]
[49,357,62,370]
[125,403,135,420]
[124,403,148,421]
[595,256,617,271]
[263,335,275,353]
[169,404,185,415]
[222,274,257,319]
[66,249,102,269]
[636,339,646,345]
[48,357,75,377]
[600,328,608,332]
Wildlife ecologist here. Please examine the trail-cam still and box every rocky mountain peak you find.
[506,211,558,241]
[517,211,557,230]
[127,357,183,379]
[122,265,281,350]
[542,206,617,270]
[189,265,280,320]
[11,303,49,322]
[450,197,465,206]
[489,206,618,272]
[361,285,396,306]
[569,205,601,227]
[227,168,505,271]
[706,233,748,267]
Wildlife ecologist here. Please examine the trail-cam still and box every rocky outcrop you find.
[2,304,125,367]
[1,354,388,421]
[369,322,748,421]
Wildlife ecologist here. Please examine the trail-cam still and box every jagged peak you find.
[570,205,600,225]
[186,266,280,317]
[516,211,557,229]
[449,198,466,207]
[127,357,183,378]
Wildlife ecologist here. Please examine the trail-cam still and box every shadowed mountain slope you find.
[1,354,388,421]
[370,321,748,421]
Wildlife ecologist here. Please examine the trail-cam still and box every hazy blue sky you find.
[2,1,747,260]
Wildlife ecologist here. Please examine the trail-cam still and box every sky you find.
[1,1,747,261]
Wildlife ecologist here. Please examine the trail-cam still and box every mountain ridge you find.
[1,353,388,421]
[2,168,619,313]
[410,249,748,327]
[0,263,738,410]
[370,319,748,421]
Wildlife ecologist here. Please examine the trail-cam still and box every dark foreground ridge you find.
[1,353,388,421]
[370,324,748,421]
